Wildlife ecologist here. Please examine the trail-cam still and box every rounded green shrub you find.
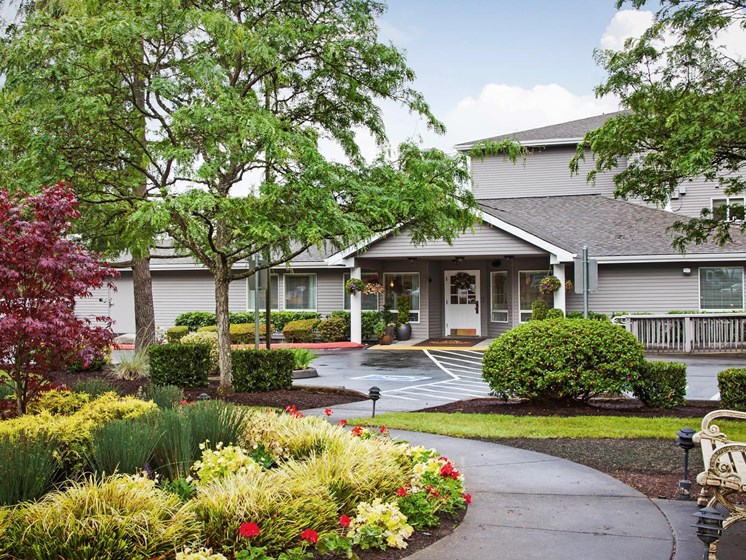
[482,318,645,402]
[317,317,348,342]
[633,361,687,408]
[545,308,564,319]
[530,299,548,320]
[718,368,746,411]
[8,475,200,560]
[282,319,319,343]
[174,311,216,331]
[181,332,219,375]
[166,326,190,343]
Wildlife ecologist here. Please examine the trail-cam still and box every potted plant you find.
[539,275,562,295]
[396,294,412,341]
[375,320,393,345]
[345,278,365,295]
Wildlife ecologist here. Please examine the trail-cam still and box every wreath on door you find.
[453,272,473,290]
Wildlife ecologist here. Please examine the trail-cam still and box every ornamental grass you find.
[7,475,200,560]
[193,471,338,554]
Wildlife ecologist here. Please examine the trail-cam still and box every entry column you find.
[350,266,362,344]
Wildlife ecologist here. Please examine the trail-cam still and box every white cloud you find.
[441,83,619,145]
[600,9,654,50]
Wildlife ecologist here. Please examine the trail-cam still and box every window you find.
[248,274,278,310]
[712,197,745,222]
[383,273,420,322]
[490,271,508,322]
[519,271,544,322]
[343,273,380,311]
[284,274,317,311]
[700,267,744,310]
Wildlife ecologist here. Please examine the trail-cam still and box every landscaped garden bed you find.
[0,387,469,560]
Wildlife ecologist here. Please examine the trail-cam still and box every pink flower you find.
[339,419,348,427]
[339,515,351,527]
[300,529,319,543]
[324,408,333,416]
[239,522,260,538]
[463,493,472,504]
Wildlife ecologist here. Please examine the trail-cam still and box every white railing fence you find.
[612,314,746,353]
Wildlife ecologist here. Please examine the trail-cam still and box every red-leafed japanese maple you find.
[0,183,116,414]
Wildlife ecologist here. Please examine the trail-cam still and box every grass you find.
[349,412,746,440]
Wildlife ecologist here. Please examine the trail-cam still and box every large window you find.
[490,271,508,322]
[700,267,744,310]
[383,273,420,323]
[247,274,278,310]
[519,271,544,322]
[284,274,317,311]
[343,273,380,311]
[712,197,745,222]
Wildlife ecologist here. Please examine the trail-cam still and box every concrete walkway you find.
[305,403,745,560]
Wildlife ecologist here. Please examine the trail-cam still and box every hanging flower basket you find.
[453,272,472,290]
[363,282,385,295]
[539,275,562,295]
[345,278,366,295]
[565,280,574,293]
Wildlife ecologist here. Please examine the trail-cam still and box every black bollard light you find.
[693,507,726,560]
[368,386,381,418]
[676,427,696,500]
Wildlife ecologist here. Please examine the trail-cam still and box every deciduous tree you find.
[572,0,746,250]
[0,183,115,414]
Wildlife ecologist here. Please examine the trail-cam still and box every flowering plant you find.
[176,548,228,560]
[565,279,574,292]
[409,456,468,514]
[345,278,365,295]
[191,441,260,486]
[346,498,413,550]
[539,275,561,295]
[363,282,385,295]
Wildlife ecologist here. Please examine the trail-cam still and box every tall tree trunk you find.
[132,256,156,351]
[215,268,233,392]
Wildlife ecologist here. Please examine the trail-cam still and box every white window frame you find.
[247,273,279,310]
[283,273,317,312]
[383,272,420,323]
[711,197,745,222]
[698,266,744,311]
[519,270,545,323]
[343,272,380,312]
[490,271,508,323]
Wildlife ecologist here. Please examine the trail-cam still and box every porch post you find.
[553,262,566,314]
[350,265,362,344]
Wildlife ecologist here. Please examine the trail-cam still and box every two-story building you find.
[80,112,746,342]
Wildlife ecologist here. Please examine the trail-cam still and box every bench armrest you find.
[693,409,746,444]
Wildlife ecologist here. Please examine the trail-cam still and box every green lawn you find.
[350,412,746,440]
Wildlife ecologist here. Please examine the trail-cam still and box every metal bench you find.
[693,409,746,557]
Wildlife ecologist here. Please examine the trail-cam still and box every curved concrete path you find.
[392,430,673,560]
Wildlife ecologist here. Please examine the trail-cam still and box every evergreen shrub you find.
[632,361,687,408]
[317,317,348,342]
[148,344,210,388]
[231,349,294,392]
[530,299,548,320]
[718,368,746,410]
[282,319,320,343]
[483,318,645,402]
[166,326,190,343]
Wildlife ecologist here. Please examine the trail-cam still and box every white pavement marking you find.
[381,350,490,404]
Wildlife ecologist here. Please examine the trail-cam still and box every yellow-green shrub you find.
[8,474,200,560]
[197,324,266,344]
[0,393,157,472]
[182,331,219,374]
[26,389,90,415]
[193,471,338,554]
[276,436,408,512]
[282,319,319,343]
[0,508,13,559]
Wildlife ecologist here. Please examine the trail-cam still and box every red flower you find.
[379,425,388,434]
[339,419,348,427]
[427,485,440,498]
[463,493,472,504]
[440,462,454,477]
[339,515,351,527]
[300,529,319,543]
[451,469,461,480]
[324,408,333,416]
[351,425,363,437]
[239,522,260,538]
[180,399,188,406]
[396,487,407,496]
[285,404,303,418]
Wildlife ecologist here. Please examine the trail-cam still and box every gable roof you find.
[454,110,629,151]
[478,195,746,261]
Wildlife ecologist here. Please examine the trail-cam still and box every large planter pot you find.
[379,334,394,345]
[396,323,412,341]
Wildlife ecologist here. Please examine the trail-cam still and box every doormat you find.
[415,337,485,347]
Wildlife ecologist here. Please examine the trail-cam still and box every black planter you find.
[396,323,412,341]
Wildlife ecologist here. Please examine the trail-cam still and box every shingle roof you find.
[479,195,746,257]
[455,110,630,150]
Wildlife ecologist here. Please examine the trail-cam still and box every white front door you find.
[444,270,481,336]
